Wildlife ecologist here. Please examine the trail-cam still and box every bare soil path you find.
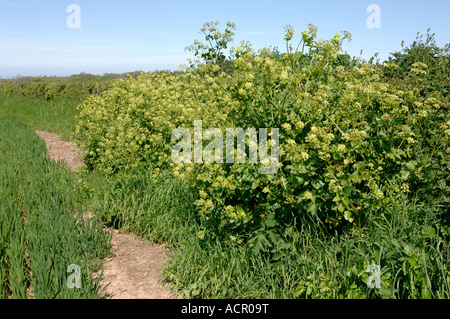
[35,130,177,299]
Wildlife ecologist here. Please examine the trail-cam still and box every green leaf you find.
[308,202,317,215]
[298,165,307,174]
[344,211,354,223]
[350,171,362,183]
[272,251,285,261]
[421,286,432,299]
[393,148,406,159]
[264,214,277,228]
[406,257,417,267]
[312,180,324,190]
[400,170,410,180]
[343,186,354,197]
[405,161,416,170]
[342,197,350,206]
[196,230,205,240]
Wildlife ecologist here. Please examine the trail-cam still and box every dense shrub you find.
[180,25,449,244]
[72,22,449,299]
[72,70,234,174]
[384,29,450,98]
[73,23,448,242]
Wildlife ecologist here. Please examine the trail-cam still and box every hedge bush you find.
[73,24,449,246]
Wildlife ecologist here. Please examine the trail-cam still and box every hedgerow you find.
[72,70,234,174]
[70,21,449,299]
[73,23,448,240]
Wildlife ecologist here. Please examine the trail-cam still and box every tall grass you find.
[86,167,449,299]
[163,196,448,299]
[0,118,112,298]
[0,95,80,140]
[83,168,197,248]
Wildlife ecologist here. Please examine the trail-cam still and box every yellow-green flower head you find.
[284,25,295,41]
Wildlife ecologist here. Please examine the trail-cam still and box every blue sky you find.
[0,0,449,78]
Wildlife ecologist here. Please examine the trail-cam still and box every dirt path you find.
[35,130,177,299]
[35,130,85,171]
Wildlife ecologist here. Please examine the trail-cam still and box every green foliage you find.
[74,20,448,243]
[185,21,236,67]
[294,197,449,299]
[185,24,449,246]
[384,28,450,98]
[0,118,111,298]
[163,193,449,299]
[72,70,233,174]
[15,21,446,299]
[84,167,196,247]
[0,95,80,140]
[0,75,121,140]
